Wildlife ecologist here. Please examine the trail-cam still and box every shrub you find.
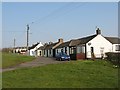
[105,52,120,66]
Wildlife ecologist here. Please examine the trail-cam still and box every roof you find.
[105,37,120,44]
[69,34,97,46]
[69,39,80,46]
[29,43,39,50]
[45,42,58,50]
[56,41,70,48]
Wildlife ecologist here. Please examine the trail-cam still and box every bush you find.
[105,52,120,66]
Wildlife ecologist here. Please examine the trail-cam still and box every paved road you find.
[1,57,68,72]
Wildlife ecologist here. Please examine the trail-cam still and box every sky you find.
[2,2,118,48]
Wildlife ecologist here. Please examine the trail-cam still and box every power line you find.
[28,2,87,25]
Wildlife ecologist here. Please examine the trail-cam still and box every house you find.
[15,47,27,54]
[29,42,43,56]
[36,46,44,56]
[105,37,120,53]
[55,41,70,55]
[55,28,120,60]
[43,38,63,57]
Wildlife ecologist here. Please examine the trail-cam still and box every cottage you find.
[15,47,27,54]
[29,42,43,56]
[105,37,120,53]
[55,41,70,55]
[36,46,44,56]
[55,28,120,60]
[43,38,64,57]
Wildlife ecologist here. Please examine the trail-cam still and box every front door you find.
[53,49,56,57]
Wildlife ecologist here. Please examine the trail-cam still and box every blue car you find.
[56,52,70,61]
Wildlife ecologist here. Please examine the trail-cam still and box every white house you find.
[29,42,43,56]
[15,47,27,54]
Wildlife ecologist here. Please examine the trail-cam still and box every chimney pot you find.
[96,28,101,35]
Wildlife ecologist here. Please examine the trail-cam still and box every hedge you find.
[105,52,120,66]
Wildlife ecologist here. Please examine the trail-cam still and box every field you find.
[2,60,118,88]
[1,52,35,68]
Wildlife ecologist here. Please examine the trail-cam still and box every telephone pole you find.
[26,24,29,54]
[13,38,16,53]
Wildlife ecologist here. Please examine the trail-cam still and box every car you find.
[56,52,70,61]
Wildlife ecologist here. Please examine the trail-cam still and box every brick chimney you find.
[96,28,101,35]
[58,38,63,43]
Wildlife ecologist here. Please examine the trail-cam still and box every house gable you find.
[86,34,113,58]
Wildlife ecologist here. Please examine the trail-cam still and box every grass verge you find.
[2,60,118,88]
[1,52,35,69]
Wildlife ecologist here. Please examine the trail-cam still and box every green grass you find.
[1,52,35,68]
[2,60,118,88]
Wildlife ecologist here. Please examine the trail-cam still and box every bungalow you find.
[43,38,63,57]
[29,42,43,56]
[55,41,70,55]
[36,46,44,56]
[105,37,120,53]
[15,47,27,54]
[55,28,120,60]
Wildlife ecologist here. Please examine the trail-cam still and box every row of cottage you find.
[17,28,120,60]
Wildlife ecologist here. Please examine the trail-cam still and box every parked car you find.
[56,52,70,61]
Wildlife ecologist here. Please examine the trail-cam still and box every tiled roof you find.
[105,37,120,44]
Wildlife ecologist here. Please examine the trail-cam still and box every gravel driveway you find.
[1,56,67,72]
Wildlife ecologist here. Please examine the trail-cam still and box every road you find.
[1,56,68,72]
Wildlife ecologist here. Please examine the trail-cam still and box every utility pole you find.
[26,24,29,55]
[13,38,16,53]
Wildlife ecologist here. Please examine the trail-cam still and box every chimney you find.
[58,38,63,43]
[96,28,101,35]
[49,42,53,44]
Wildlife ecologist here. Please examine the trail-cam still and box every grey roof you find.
[69,39,80,46]
[56,41,70,48]
[45,42,58,50]
[69,35,97,46]
[105,37,120,44]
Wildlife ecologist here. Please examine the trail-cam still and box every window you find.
[77,46,85,53]
[115,45,120,51]
[70,47,76,54]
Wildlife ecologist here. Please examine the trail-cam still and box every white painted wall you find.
[29,42,43,56]
[86,35,113,58]
[37,50,42,56]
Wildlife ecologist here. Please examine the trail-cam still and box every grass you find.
[2,60,118,88]
[1,52,35,68]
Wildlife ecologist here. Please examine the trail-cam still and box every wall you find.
[86,35,112,58]
[76,45,85,59]
[55,46,69,55]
